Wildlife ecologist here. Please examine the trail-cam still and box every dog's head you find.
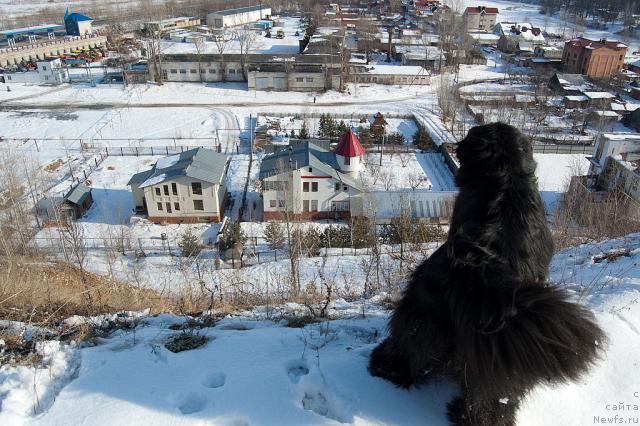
[455,122,535,187]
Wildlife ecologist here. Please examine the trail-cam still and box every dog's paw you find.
[369,342,415,388]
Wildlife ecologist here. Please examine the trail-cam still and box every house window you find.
[157,202,163,211]
[192,182,202,195]
[277,200,285,207]
[190,69,197,74]
[311,200,318,211]
[42,66,47,70]
[155,187,161,196]
[331,201,350,211]
[166,202,172,213]
[163,185,169,196]
[229,69,236,74]
[179,69,187,74]
[193,199,204,210]
[343,184,348,191]
[171,183,177,195]
[311,182,318,192]
[45,76,49,81]
[162,70,168,80]
[344,156,351,165]
[334,182,340,192]
[170,69,178,74]
[308,167,312,172]
[270,199,276,208]
[306,78,313,82]
[303,182,309,192]
[209,69,216,74]
[174,202,180,211]
[296,77,304,82]
[303,199,310,212]
[200,68,206,73]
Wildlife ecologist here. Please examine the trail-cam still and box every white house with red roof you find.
[259,130,365,220]
[463,6,499,32]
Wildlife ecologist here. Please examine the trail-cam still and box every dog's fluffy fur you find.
[369,123,605,425]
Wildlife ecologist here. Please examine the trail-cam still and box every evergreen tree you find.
[413,126,436,151]
[337,120,349,137]
[178,228,202,257]
[263,221,285,249]
[298,121,310,139]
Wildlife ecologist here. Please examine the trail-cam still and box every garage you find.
[273,77,287,90]
[255,77,269,90]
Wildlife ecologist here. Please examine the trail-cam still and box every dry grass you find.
[0,258,172,325]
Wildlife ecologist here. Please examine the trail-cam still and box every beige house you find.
[128,148,229,224]
[463,6,499,32]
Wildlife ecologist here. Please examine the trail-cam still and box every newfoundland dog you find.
[369,123,604,425]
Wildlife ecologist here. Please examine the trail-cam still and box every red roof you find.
[465,6,499,14]
[567,37,627,51]
[335,129,365,157]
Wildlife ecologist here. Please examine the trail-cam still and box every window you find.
[191,182,202,195]
[45,76,49,80]
[174,202,180,211]
[331,201,350,211]
[163,185,169,196]
[277,200,285,207]
[334,182,340,192]
[155,187,161,196]
[42,66,47,70]
[311,182,318,192]
[193,199,204,210]
[265,181,286,191]
[162,70,168,80]
[229,69,236,74]
[306,78,313,82]
[170,69,178,74]
[296,77,304,82]
[303,182,310,192]
[344,156,351,165]
[200,68,206,73]
[179,69,187,74]
[303,199,309,212]
[190,69,197,74]
[270,199,276,208]
[171,183,177,195]
[166,202,172,213]
[308,167,312,172]
[157,202,163,211]
[343,184,348,191]
[310,200,318,212]
[6,76,10,80]
[209,69,216,74]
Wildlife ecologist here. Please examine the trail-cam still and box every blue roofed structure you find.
[64,9,94,36]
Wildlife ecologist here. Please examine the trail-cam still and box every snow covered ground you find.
[1,233,639,425]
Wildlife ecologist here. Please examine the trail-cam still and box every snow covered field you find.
[1,233,639,425]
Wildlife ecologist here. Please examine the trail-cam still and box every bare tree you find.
[213,28,230,82]
[234,27,258,81]
[407,172,427,190]
[193,35,206,83]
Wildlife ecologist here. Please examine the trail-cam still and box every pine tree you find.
[263,221,285,249]
[178,228,201,257]
[413,126,436,151]
[298,121,310,139]
[337,120,349,137]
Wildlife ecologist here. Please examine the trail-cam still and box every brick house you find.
[128,148,229,224]
[561,37,627,79]
[260,131,365,221]
[463,6,499,32]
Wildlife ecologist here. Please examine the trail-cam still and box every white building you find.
[260,132,365,221]
[247,63,327,91]
[206,5,272,29]
[348,64,430,85]
[142,17,201,34]
[128,148,229,224]
[1,57,68,85]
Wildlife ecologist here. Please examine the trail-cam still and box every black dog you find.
[369,123,605,425]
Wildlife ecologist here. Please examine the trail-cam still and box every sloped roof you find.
[65,12,93,22]
[259,141,363,191]
[567,37,627,51]
[335,129,365,157]
[127,148,228,188]
[64,183,91,206]
[465,6,499,14]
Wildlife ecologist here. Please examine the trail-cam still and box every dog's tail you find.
[450,280,606,390]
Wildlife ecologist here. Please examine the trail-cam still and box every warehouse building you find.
[206,5,272,29]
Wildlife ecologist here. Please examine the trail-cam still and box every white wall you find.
[206,8,272,28]
[162,60,244,82]
[142,176,222,218]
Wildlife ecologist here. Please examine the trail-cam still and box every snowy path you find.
[417,153,457,191]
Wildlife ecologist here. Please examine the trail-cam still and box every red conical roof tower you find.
[335,129,365,157]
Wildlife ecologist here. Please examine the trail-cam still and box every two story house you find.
[128,148,229,224]
[260,130,365,221]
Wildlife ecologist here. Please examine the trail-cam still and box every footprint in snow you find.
[286,359,310,384]
[203,372,226,388]
[177,392,209,414]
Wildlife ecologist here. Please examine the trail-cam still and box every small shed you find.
[60,183,93,220]
[370,112,388,131]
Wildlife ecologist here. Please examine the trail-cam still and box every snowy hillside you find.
[1,234,639,426]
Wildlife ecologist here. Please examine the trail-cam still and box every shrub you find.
[178,228,202,257]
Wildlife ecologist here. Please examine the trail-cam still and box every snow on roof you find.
[568,37,627,51]
[468,33,500,41]
[583,91,616,99]
[565,95,588,102]
[366,64,429,75]
[465,6,499,14]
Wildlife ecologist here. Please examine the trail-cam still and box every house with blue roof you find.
[64,9,94,36]
[127,148,229,224]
